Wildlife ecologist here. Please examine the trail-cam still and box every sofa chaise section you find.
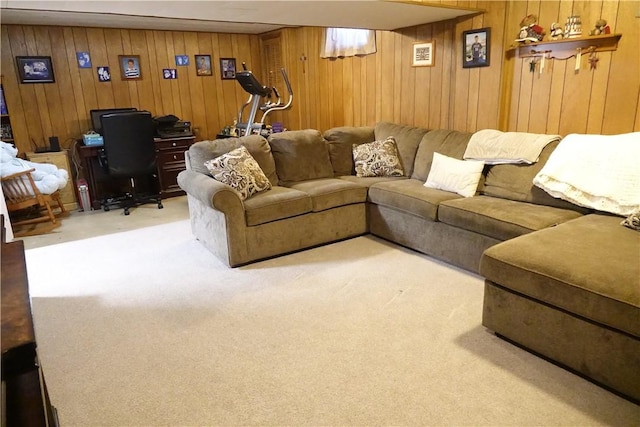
[480,214,640,402]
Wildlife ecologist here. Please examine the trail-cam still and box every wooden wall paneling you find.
[103,29,133,110]
[399,28,415,126]
[506,2,527,131]
[557,1,600,135]
[391,31,402,124]
[119,30,140,108]
[342,55,354,126]
[9,26,45,153]
[526,0,559,134]
[87,28,116,110]
[414,24,431,129]
[466,7,484,132]
[151,31,176,117]
[145,31,164,115]
[217,33,238,132]
[602,0,639,134]
[171,32,193,124]
[1,27,29,154]
[331,53,345,128]
[62,27,88,135]
[299,28,314,130]
[585,1,617,134]
[514,1,542,132]
[379,31,395,122]
[440,21,462,129]
[183,32,207,139]
[72,28,99,117]
[476,0,506,130]
[544,0,574,134]
[365,40,377,126]
[197,32,221,139]
[26,26,54,148]
[46,26,80,145]
[453,18,473,132]
[129,30,156,114]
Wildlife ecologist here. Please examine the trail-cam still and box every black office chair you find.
[99,111,163,215]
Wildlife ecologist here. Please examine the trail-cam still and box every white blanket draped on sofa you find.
[464,129,560,164]
[533,132,640,216]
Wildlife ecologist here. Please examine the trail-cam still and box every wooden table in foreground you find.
[1,239,59,426]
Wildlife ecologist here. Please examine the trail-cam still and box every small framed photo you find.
[195,54,212,76]
[463,27,490,68]
[16,56,55,83]
[97,66,111,82]
[412,41,435,67]
[163,69,177,79]
[175,55,189,66]
[220,57,236,80]
[119,55,142,80]
[77,52,92,68]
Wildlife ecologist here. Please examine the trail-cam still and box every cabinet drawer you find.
[155,138,193,151]
[157,150,185,165]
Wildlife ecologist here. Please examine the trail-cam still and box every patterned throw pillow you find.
[352,136,404,177]
[204,146,271,200]
[621,209,640,231]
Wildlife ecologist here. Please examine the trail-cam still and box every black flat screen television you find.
[90,108,137,135]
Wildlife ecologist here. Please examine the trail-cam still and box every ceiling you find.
[0,1,484,34]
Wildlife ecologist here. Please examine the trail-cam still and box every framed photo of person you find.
[195,54,212,76]
[462,28,490,68]
[412,41,435,67]
[219,58,236,80]
[119,55,142,80]
[16,56,55,83]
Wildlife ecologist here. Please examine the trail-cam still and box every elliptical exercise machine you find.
[235,63,293,137]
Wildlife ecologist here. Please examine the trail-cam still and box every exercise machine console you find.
[235,63,293,136]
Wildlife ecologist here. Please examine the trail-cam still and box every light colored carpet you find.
[25,220,640,426]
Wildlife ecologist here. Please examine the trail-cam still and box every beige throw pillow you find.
[204,146,271,200]
[353,136,404,177]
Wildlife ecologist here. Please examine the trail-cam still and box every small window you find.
[321,28,377,58]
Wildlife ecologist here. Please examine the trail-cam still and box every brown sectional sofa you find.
[177,122,639,403]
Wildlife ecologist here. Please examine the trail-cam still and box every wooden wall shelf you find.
[511,34,622,60]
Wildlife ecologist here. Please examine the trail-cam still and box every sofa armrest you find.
[177,170,243,215]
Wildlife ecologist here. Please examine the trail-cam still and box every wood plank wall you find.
[0,25,262,154]
[1,0,638,157]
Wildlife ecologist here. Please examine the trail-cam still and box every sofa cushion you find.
[369,179,462,221]
[411,129,474,182]
[268,130,334,183]
[286,178,367,212]
[338,175,407,188]
[243,186,312,226]
[353,136,404,177]
[374,122,428,177]
[323,126,375,176]
[481,140,589,213]
[480,214,640,337]
[203,146,271,201]
[439,196,584,241]
[424,153,484,197]
[188,135,278,186]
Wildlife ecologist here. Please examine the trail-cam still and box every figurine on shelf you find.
[515,14,546,43]
[589,19,611,36]
[549,22,564,40]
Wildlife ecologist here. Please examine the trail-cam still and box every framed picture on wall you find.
[195,54,212,76]
[16,56,55,83]
[412,41,435,67]
[220,58,236,80]
[119,55,142,80]
[462,28,490,68]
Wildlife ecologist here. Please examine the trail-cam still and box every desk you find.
[77,135,196,209]
[2,238,59,426]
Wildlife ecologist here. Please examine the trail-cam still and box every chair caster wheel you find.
[158,202,163,209]
[104,206,110,212]
[124,208,130,215]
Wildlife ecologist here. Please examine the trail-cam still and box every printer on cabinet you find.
[153,114,193,138]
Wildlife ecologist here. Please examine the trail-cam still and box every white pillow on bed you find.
[424,152,484,197]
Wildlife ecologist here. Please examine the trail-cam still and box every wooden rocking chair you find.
[1,168,67,230]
